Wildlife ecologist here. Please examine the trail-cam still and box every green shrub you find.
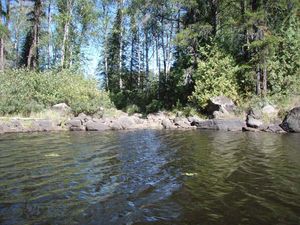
[190,44,240,108]
[0,69,113,115]
[146,99,163,114]
[126,104,140,116]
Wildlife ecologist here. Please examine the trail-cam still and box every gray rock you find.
[32,119,56,132]
[66,118,82,127]
[262,105,278,116]
[109,121,123,130]
[187,116,203,126]
[162,119,176,129]
[77,113,92,123]
[2,119,24,132]
[52,103,72,115]
[247,117,263,128]
[242,126,261,132]
[174,117,191,128]
[196,119,245,131]
[86,121,110,131]
[264,124,286,134]
[118,116,136,129]
[280,107,300,132]
[206,96,236,118]
[66,118,85,131]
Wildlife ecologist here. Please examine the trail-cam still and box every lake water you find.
[0,130,299,225]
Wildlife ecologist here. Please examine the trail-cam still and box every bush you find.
[126,104,140,115]
[190,44,240,108]
[146,99,163,114]
[0,69,113,115]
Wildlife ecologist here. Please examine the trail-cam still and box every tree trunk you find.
[118,0,124,90]
[14,0,24,66]
[47,0,52,68]
[262,56,267,95]
[256,64,261,95]
[210,0,219,36]
[61,0,71,68]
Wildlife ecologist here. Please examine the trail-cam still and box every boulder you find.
[52,103,72,115]
[2,119,24,133]
[31,119,55,132]
[174,117,192,129]
[206,96,236,118]
[162,119,176,129]
[247,117,263,128]
[109,120,123,130]
[280,107,300,132]
[86,121,110,131]
[77,113,92,123]
[66,118,85,131]
[187,116,203,126]
[262,105,278,116]
[118,116,136,129]
[263,124,286,134]
[196,119,245,131]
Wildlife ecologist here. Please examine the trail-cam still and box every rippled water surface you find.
[0,130,300,225]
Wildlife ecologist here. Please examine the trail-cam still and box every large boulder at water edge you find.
[196,119,245,131]
[206,96,237,119]
[66,118,85,131]
[118,116,136,129]
[162,119,176,129]
[86,120,110,131]
[280,107,300,132]
[246,108,264,128]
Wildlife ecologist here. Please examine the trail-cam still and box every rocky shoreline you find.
[0,100,299,135]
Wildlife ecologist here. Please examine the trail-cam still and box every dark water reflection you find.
[0,130,299,225]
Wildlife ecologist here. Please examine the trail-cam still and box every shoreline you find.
[0,112,289,135]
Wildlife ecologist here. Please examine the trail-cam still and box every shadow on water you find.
[0,130,299,225]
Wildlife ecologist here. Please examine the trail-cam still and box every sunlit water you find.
[0,130,299,225]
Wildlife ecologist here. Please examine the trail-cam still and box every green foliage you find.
[190,44,240,108]
[126,104,140,116]
[268,15,300,96]
[0,69,112,116]
[146,100,163,114]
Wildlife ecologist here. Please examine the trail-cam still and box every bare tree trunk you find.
[118,0,124,90]
[161,18,167,77]
[14,0,24,66]
[0,37,4,71]
[61,0,71,68]
[262,56,267,96]
[137,27,141,87]
[210,0,219,36]
[47,0,52,68]
[0,1,3,71]
[27,24,38,68]
[145,30,149,87]
[0,0,9,71]
[256,64,261,95]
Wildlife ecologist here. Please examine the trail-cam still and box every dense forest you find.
[0,0,299,116]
